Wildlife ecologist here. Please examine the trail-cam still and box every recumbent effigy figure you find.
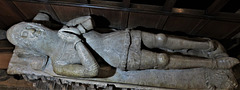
[6,13,240,89]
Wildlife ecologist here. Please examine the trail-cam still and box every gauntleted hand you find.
[58,16,94,43]
[66,16,94,34]
[58,26,81,43]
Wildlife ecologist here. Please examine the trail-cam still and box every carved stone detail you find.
[6,13,240,89]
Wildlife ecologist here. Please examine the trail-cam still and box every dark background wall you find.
[1,0,240,40]
[0,0,240,68]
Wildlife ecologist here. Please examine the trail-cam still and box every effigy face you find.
[6,14,240,89]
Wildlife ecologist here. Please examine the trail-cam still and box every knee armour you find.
[142,32,167,48]
[140,50,169,69]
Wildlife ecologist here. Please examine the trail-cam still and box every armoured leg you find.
[140,50,239,69]
[141,31,214,51]
[141,32,228,58]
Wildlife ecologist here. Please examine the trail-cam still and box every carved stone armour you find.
[83,30,130,70]
[6,14,240,89]
[83,30,144,70]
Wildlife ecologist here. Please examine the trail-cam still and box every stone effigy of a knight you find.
[6,13,240,89]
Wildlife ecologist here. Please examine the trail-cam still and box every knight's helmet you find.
[7,22,26,46]
[7,22,46,47]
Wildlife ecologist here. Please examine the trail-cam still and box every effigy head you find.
[7,22,47,48]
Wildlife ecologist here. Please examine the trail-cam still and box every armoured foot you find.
[204,40,216,52]
[204,40,228,58]
[185,40,228,58]
[214,57,239,69]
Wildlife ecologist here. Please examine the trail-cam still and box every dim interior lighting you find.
[176,8,184,13]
